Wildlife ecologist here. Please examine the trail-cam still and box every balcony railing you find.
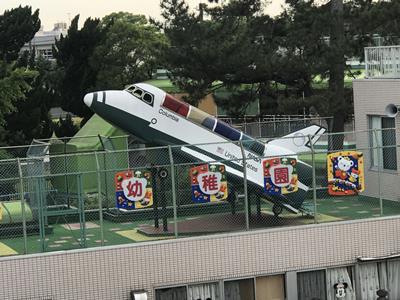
[365,45,400,78]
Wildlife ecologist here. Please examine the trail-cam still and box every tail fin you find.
[267,125,326,154]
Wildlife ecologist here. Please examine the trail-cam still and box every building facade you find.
[1,216,400,300]
[20,23,68,60]
[353,46,400,201]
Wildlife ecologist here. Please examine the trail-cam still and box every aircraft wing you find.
[267,125,326,154]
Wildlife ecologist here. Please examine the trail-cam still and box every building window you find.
[326,266,355,299]
[369,116,397,170]
[255,275,285,300]
[155,286,187,300]
[224,278,255,300]
[188,282,221,300]
[297,270,327,300]
[37,48,53,60]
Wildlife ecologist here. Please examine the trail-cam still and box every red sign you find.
[200,173,219,194]
[190,164,228,203]
[274,167,290,185]
[115,170,153,210]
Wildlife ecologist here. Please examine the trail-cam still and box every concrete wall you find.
[353,79,400,200]
[1,216,400,300]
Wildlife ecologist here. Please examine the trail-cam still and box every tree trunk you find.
[328,0,345,150]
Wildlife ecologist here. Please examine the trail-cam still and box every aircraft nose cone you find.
[83,93,93,107]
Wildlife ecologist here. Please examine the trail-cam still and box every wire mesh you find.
[171,141,248,237]
[0,128,398,256]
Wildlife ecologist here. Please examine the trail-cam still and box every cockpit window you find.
[143,93,153,105]
[125,85,135,93]
[125,85,154,106]
[133,89,143,98]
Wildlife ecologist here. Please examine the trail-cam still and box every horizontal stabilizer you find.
[268,125,326,154]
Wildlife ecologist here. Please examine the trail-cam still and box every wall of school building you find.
[1,216,400,300]
[353,79,400,201]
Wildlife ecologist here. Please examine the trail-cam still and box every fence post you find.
[364,47,368,77]
[168,146,178,238]
[308,135,318,223]
[17,158,28,254]
[37,177,46,252]
[77,173,86,247]
[373,129,383,216]
[94,152,105,246]
[239,142,250,230]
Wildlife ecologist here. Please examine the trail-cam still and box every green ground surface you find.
[1,195,400,256]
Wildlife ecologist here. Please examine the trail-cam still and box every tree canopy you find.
[54,15,105,121]
[3,55,56,146]
[4,0,400,148]
[160,0,388,147]
[0,6,40,145]
[0,6,40,63]
[92,12,167,90]
[160,0,280,105]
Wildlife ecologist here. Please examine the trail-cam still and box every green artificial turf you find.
[1,194,400,256]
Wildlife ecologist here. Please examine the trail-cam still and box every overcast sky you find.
[0,0,284,30]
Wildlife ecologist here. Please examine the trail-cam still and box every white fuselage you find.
[84,83,305,191]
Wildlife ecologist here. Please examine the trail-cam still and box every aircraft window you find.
[163,94,190,117]
[214,120,241,141]
[133,89,143,98]
[125,85,136,93]
[142,93,153,105]
[241,134,265,156]
[125,86,154,106]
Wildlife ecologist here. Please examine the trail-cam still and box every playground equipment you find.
[0,139,88,251]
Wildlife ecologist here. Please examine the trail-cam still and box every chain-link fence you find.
[0,127,397,256]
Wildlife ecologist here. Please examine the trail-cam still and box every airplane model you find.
[83,83,325,216]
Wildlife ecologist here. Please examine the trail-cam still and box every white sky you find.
[0,0,284,30]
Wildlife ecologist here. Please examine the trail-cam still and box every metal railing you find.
[0,128,397,256]
[0,117,353,160]
[209,116,354,140]
[219,115,330,125]
[365,45,400,78]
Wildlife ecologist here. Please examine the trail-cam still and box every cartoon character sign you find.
[115,170,153,210]
[190,164,228,203]
[327,151,365,196]
[263,157,298,195]
[333,282,348,298]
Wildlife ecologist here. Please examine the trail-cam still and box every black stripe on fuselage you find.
[102,91,106,104]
